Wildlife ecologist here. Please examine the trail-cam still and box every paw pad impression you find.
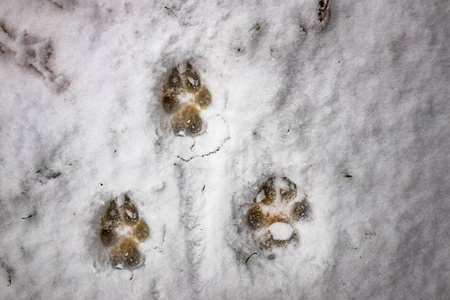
[247,176,309,248]
[162,62,211,136]
[100,195,149,269]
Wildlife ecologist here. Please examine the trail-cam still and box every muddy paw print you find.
[247,176,309,248]
[162,62,212,136]
[100,195,150,269]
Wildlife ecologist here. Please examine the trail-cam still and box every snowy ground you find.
[1,0,449,299]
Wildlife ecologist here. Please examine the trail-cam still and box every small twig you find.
[318,0,330,22]
[50,0,64,10]
[245,252,257,264]
[322,0,329,12]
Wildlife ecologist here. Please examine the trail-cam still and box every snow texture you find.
[0,0,450,299]
[269,222,294,241]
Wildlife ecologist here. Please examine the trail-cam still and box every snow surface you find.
[269,222,294,241]
[0,0,449,299]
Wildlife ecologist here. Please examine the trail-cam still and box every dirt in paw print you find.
[247,176,309,248]
[100,195,149,269]
[162,62,212,136]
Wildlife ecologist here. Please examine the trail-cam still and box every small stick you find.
[319,0,330,22]
[322,0,330,13]
[245,253,257,264]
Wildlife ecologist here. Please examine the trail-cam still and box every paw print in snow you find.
[0,24,68,91]
[247,176,309,248]
[162,62,211,136]
[100,195,149,269]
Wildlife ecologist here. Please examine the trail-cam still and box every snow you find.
[0,0,449,299]
[269,222,294,241]
[255,190,266,203]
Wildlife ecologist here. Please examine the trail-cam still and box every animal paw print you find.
[100,195,150,269]
[247,176,309,248]
[0,24,68,91]
[162,62,211,136]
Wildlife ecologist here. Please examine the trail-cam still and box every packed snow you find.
[1,0,449,299]
[269,223,294,241]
